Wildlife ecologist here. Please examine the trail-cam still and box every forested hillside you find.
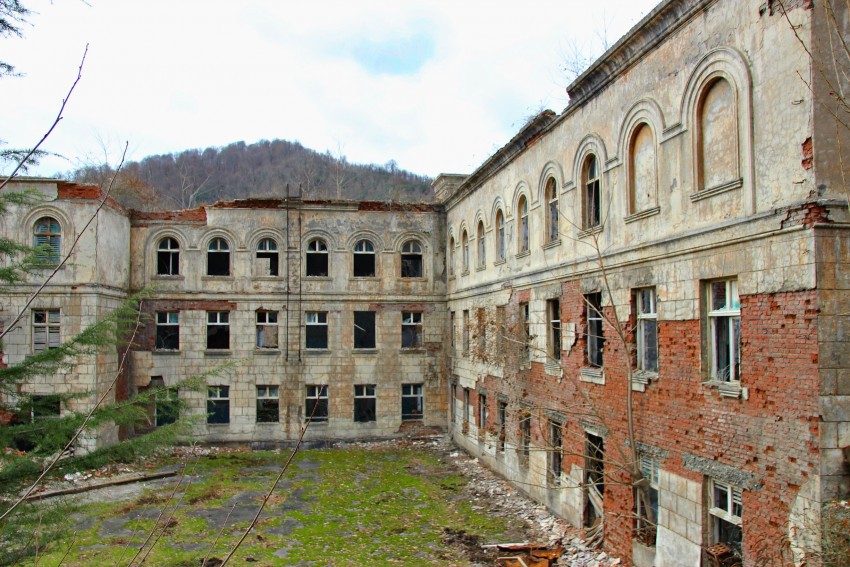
[70,139,434,211]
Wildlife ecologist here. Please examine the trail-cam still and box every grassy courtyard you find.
[9,442,527,566]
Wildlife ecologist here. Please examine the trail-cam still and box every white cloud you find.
[1,0,659,178]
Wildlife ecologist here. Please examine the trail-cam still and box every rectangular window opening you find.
[207,385,230,424]
[354,311,376,349]
[156,311,180,351]
[354,384,376,422]
[306,385,329,422]
[401,311,423,349]
[401,383,424,420]
[305,311,328,349]
[206,311,230,350]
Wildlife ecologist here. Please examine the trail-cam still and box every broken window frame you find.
[207,385,230,424]
[256,385,280,423]
[546,178,559,243]
[635,454,660,546]
[477,221,486,269]
[353,384,377,422]
[586,292,604,368]
[519,302,530,363]
[496,209,506,261]
[33,216,61,265]
[32,308,60,353]
[463,388,470,425]
[547,299,561,361]
[352,239,376,278]
[709,479,743,557]
[636,288,658,373]
[518,196,529,253]
[306,238,329,277]
[400,240,423,278]
[256,310,279,349]
[548,420,563,486]
[497,400,507,453]
[584,155,601,229]
[450,311,456,351]
[519,414,531,463]
[353,310,377,349]
[305,385,329,422]
[156,237,180,276]
[401,311,423,349]
[478,393,487,432]
[155,311,180,351]
[401,383,423,420]
[256,238,279,277]
[207,237,231,276]
[305,311,329,350]
[206,311,230,350]
[707,279,741,382]
[585,432,605,495]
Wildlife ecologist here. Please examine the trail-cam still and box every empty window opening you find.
[462,309,470,355]
[548,299,561,361]
[207,385,230,424]
[548,420,563,486]
[450,311,456,350]
[354,310,376,349]
[636,288,658,372]
[709,480,743,557]
[256,310,279,349]
[401,240,423,278]
[256,238,279,276]
[157,237,180,275]
[463,388,470,425]
[546,178,559,243]
[32,308,60,353]
[636,455,660,546]
[353,239,376,277]
[584,432,605,529]
[33,216,61,265]
[518,196,529,253]
[354,384,376,422]
[478,393,487,432]
[497,401,508,453]
[586,292,604,367]
[256,385,279,423]
[708,279,741,382]
[520,302,530,362]
[496,209,506,261]
[448,237,456,276]
[155,383,178,427]
[584,155,601,229]
[156,311,180,350]
[23,394,61,422]
[207,237,230,276]
[401,383,423,420]
[401,311,423,349]
[206,311,230,350]
[306,238,329,277]
[461,231,469,273]
[477,221,486,268]
[519,414,531,463]
[306,385,329,422]
[305,311,328,349]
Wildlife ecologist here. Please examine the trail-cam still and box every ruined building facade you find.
[1,0,849,565]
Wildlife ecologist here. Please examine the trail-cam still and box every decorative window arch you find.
[33,216,61,265]
[401,240,423,278]
[628,123,658,215]
[476,220,486,268]
[517,195,529,253]
[157,237,180,275]
[353,239,376,277]
[306,238,329,277]
[207,237,230,276]
[461,230,469,273]
[495,208,506,262]
[697,77,738,192]
[545,178,559,243]
[256,238,279,276]
[583,155,601,229]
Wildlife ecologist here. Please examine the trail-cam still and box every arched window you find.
[448,237,455,276]
[545,178,559,243]
[157,237,180,275]
[207,237,230,276]
[401,240,423,278]
[583,155,601,229]
[518,196,529,253]
[353,239,375,277]
[477,221,486,268]
[306,238,329,277]
[461,230,469,273]
[629,123,657,214]
[33,216,61,265]
[495,209,505,261]
[698,78,737,191]
[256,238,279,276]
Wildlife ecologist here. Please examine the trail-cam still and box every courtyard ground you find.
[9,437,620,566]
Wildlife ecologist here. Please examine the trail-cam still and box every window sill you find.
[306,420,328,425]
[154,350,181,356]
[544,360,562,377]
[580,367,605,384]
[350,276,379,281]
[704,379,747,399]
[461,270,470,276]
[354,420,378,425]
[400,348,425,354]
[624,206,661,224]
[253,275,282,281]
[578,225,603,238]
[494,258,506,266]
[401,276,427,282]
[690,178,743,202]
[304,276,332,281]
[152,274,184,281]
[204,350,231,357]
[632,370,657,391]
[256,421,280,425]
[304,348,331,356]
[254,348,280,355]
[401,417,424,422]
[353,348,379,355]
[475,265,486,272]
[202,275,234,280]
[207,422,230,427]
[515,250,530,259]
[543,239,561,250]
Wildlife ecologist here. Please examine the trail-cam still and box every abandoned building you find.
[1,0,849,565]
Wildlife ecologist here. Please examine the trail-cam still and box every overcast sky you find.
[2,0,660,179]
